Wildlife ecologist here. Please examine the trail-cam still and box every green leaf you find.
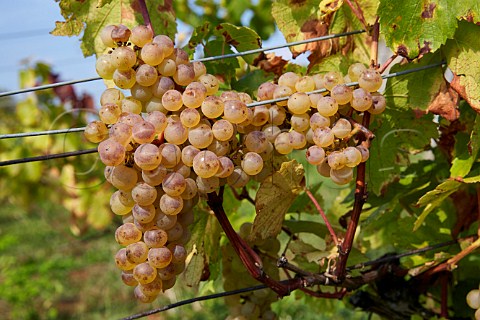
[250,160,305,242]
[53,0,176,57]
[379,0,480,58]
[183,210,221,287]
[231,69,274,98]
[214,23,262,65]
[414,179,461,230]
[450,115,480,178]
[444,21,480,112]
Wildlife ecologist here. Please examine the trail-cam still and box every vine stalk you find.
[137,0,154,34]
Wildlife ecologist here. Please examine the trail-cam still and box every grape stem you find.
[342,115,375,141]
[206,188,305,296]
[334,112,371,280]
[304,188,339,247]
[345,0,369,31]
[370,17,380,68]
[229,186,255,205]
[378,54,399,74]
[136,0,154,34]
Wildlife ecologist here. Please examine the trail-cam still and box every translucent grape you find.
[117,112,143,127]
[121,97,143,114]
[110,191,133,215]
[295,76,315,92]
[163,121,188,145]
[250,105,269,126]
[106,164,138,190]
[290,113,310,132]
[192,61,207,79]
[312,127,334,148]
[132,204,156,223]
[223,100,248,124]
[330,166,354,185]
[201,96,224,119]
[316,158,331,177]
[192,150,220,178]
[348,63,367,82]
[100,25,117,47]
[351,88,373,111]
[138,277,162,297]
[181,178,198,199]
[359,68,383,92]
[356,145,370,162]
[262,124,281,142]
[215,156,235,178]
[317,96,338,117]
[331,84,353,105]
[101,88,125,106]
[226,167,250,188]
[278,72,299,90]
[160,194,183,215]
[287,92,311,114]
[157,58,176,77]
[99,103,122,124]
[115,248,136,271]
[109,122,132,146]
[162,89,183,112]
[181,145,200,167]
[267,105,286,125]
[188,123,214,149]
[98,138,126,166]
[111,24,131,43]
[121,270,138,286]
[126,241,149,264]
[144,228,168,248]
[310,112,330,130]
[327,150,346,170]
[323,71,344,91]
[343,146,362,167]
[331,118,352,139]
[133,262,157,285]
[272,85,292,107]
[198,73,220,95]
[84,121,108,143]
[155,211,177,230]
[132,121,156,144]
[159,143,182,168]
[173,63,195,86]
[306,145,325,165]
[113,68,137,89]
[289,130,307,149]
[111,46,137,70]
[115,223,142,246]
[274,132,293,155]
[118,189,135,207]
[134,285,156,303]
[162,172,186,197]
[95,54,116,79]
[182,82,207,109]
[130,25,153,47]
[136,64,158,87]
[141,42,164,66]
[369,93,386,114]
[241,152,264,175]
[152,35,174,57]
[145,111,167,134]
[207,139,230,156]
[257,82,277,100]
[312,74,325,90]
[132,182,157,206]
[244,131,268,153]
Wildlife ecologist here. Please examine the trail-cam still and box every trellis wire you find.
[0,61,445,143]
[0,127,86,140]
[0,30,366,98]
[0,148,97,167]
[120,235,468,320]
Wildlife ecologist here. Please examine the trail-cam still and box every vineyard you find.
[1,0,480,319]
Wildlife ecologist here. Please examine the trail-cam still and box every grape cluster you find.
[222,223,280,320]
[467,286,480,319]
[85,23,386,303]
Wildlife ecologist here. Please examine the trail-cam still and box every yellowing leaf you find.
[250,160,305,242]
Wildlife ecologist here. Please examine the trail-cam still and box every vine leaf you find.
[450,115,480,178]
[378,0,480,58]
[183,211,221,287]
[444,21,480,113]
[414,180,461,231]
[249,160,305,242]
[52,0,176,57]
[214,23,262,65]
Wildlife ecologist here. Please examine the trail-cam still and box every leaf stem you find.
[378,54,399,74]
[370,17,380,67]
[345,0,369,31]
[304,188,339,247]
[137,0,154,34]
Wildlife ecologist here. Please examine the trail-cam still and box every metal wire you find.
[0,127,86,139]
[0,30,366,98]
[0,148,97,167]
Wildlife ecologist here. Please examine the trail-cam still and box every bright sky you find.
[0,1,296,104]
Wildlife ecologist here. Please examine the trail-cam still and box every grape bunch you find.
[84,23,386,303]
[467,286,480,319]
[222,223,280,320]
